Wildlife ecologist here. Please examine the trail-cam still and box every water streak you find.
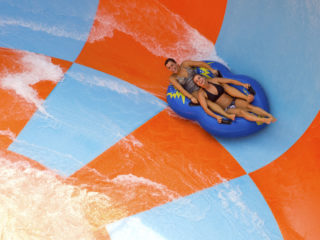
[88,0,224,63]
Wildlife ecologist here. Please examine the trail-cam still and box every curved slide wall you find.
[0,0,319,239]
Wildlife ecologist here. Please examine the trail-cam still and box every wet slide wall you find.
[0,0,319,239]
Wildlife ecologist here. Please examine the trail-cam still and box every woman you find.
[193,74,276,124]
[165,58,254,122]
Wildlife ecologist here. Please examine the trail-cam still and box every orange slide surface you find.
[0,0,319,239]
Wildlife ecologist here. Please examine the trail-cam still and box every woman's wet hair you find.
[193,74,203,86]
[164,58,176,66]
[193,73,201,81]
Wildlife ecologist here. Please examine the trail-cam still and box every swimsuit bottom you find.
[225,98,236,111]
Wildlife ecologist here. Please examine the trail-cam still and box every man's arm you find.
[182,60,219,76]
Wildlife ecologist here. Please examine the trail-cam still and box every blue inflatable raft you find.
[166,61,270,138]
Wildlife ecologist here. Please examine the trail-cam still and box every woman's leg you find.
[227,108,272,124]
[192,90,235,120]
[234,99,276,121]
[221,83,254,103]
[207,100,236,120]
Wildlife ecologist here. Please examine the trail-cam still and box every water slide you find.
[0,0,319,239]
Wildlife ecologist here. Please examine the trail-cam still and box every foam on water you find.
[107,217,167,240]
[216,178,273,240]
[171,175,271,232]
[0,154,124,239]
[0,151,183,239]
[88,0,225,64]
[0,50,64,117]
[104,174,277,239]
[0,17,88,42]
[68,71,141,96]
[77,166,181,213]
[0,129,16,141]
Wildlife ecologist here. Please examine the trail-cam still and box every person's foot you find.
[247,94,254,103]
[228,114,236,121]
[271,117,277,123]
[264,117,273,124]
[266,114,277,123]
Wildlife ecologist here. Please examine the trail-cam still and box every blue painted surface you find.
[0,0,98,61]
[106,175,283,240]
[9,64,166,176]
[215,0,320,172]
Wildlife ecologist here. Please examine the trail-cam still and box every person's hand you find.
[243,83,250,89]
[211,69,219,77]
[191,97,198,104]
[247,94,254,103]
[216,116,223,124]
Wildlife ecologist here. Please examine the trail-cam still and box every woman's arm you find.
[198,91,223,123]
[169,75,198,103]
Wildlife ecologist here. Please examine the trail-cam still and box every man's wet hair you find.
[164,58,176,66]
